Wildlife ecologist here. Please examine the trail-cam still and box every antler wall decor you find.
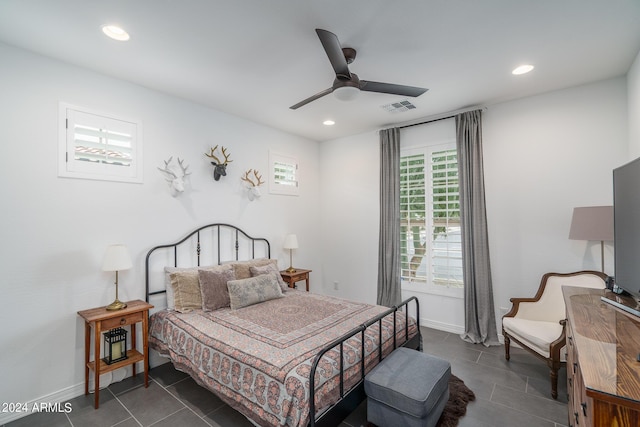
[204,145,232,181]
[157,156,191,197]
[241,169,265,201]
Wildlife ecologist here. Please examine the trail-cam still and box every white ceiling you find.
[1,0,639,142]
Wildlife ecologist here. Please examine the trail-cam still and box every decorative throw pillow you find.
[170,270,202,313]
[165,265,218,309]
[198,265,236,311]
[227,274,283,310]
[164,266,197,310]
[250,264,288,292]
[227,258,276,280]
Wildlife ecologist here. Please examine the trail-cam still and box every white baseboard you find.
[420,317,465,334]
[0,382,85,424]
[419,319,513,348]
[0,363,149,424]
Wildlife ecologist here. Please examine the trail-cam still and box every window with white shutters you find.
[400,144,463,294]
[269,151,299,195]
[58,103,142,183]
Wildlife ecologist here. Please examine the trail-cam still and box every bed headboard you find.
[145,223,271,307]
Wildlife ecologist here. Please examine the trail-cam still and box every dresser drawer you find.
[101,311,143,330]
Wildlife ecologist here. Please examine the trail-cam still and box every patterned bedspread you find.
[149,290,417,427]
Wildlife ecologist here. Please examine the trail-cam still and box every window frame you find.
[58,102,143,184]
[269,151,299,196]
[400,140,463,299]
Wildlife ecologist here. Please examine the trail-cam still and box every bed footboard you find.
[309,296,421,427]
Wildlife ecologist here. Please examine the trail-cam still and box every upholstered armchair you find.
[502,270,607,399]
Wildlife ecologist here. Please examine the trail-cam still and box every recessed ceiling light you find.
[323,120,336,126]
[102,25,130,41]
[512,64,534,75]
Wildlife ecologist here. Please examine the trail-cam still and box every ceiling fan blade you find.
[315,29,351,80]
[289,87,334,110]
[360,80,428,97]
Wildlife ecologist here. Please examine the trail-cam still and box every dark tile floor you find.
[4,327,568,427]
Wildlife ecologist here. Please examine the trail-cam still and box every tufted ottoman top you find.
[365,347,451,418]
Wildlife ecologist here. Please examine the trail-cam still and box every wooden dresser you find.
[564,287,640,427]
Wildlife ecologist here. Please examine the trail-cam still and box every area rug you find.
[436,374,476,427]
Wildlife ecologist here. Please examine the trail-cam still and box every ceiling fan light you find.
[333,86,359,101]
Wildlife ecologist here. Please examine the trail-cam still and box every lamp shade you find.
[569,206,614,241]
[283,234,299,250]
[102,244,133,272]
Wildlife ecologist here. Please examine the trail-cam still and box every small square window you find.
[269,151,299,196]
[58,103,143,183]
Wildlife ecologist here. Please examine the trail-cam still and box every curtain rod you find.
[398,114,454,129]
[396,106,486,130]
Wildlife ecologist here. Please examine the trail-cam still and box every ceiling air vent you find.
[381,100,417,113]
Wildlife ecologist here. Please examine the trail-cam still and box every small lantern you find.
[103,327,128,365]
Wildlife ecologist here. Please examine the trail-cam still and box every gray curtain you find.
[377,127,401,307]
[456,110,500,346]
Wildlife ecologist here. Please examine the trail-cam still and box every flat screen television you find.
[606,156,640,316]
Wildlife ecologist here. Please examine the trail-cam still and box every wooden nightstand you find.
[78,299,153,409]
[280,269,312,291]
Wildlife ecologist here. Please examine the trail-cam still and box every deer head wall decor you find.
[241,169,265,201]
[157,156,191,197]
[205,145,232,181]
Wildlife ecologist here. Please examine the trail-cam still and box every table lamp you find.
[102,244,132,310]
[283,234,298,273]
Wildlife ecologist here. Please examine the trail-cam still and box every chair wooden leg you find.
[504,334,511,361]
[550,365,559,400]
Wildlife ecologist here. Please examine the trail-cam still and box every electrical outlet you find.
[333,281,339,290]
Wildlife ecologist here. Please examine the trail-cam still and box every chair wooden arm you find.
[502,271,608,320]
[550,319,568,361]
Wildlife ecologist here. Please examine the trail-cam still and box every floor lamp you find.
[569,206,614,273]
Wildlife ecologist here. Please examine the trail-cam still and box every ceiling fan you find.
[290,29,428,110]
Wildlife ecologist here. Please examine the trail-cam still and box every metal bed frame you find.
[144,223,421,427]
[145,223,271,301]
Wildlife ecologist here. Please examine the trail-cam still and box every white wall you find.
[629,49,640,158]
[321,77,628,335]
[484,77,628,316]
[319,130,380,304]
[0,42,321,421]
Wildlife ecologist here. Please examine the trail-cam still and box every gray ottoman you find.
[364,347,450,427]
